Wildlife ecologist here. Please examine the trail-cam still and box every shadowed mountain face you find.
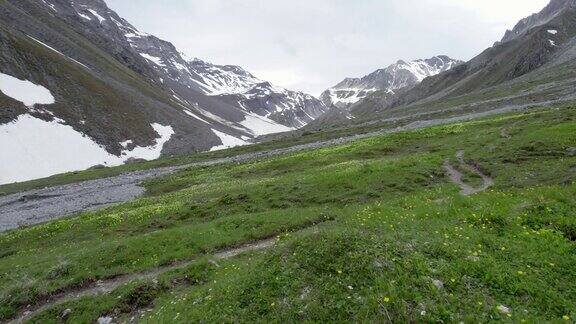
[0,0,328,182]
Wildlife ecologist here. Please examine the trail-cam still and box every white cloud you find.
[424,0,549,24]
[106,0,552,96]
[252,68,303,88]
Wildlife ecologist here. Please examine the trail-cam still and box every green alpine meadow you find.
[1,106,575,322]
[1,0,576,322]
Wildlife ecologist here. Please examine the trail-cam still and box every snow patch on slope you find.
[0,73,54,107]
[210,129,248,151]
[183,109,210,124]
[0,115,174,184]
[87,9,106,24]
[78,12,92,20]
[140,53,166,67]
[325,88,379,107]
[28,36,90,70]
[394,59,458,82]
[240,112,294,136]
[123,123,174,161]
[40,0,56,11]
[188,59,262,96]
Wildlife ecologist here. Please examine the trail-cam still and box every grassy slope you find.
[0,106,418,196]
[5,51,572,197]
[0,106,575,322]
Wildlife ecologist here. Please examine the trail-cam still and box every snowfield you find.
[140,53,166,67]
[0,72,176,184]
[0,115,174,185]
[240,112,293,136]
[0,72,55,107]
[210,129,248,151]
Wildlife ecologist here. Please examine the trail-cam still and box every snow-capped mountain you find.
[320,56,462,109]
[0,0,328,183]
[71,2,329,131]
[214,81,329,129]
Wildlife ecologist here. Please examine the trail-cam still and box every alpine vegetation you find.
[0,0,575,323]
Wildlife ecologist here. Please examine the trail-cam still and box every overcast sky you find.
[106,0,549,96]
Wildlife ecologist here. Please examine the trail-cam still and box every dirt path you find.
[10,238,278,324]
[444,151,494,196]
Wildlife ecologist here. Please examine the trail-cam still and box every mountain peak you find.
[0,0,329,182]
[501,0,576,43]
[320,56,461,110]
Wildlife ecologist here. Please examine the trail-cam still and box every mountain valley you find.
[0,0,575,322]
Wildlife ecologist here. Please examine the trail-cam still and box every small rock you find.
[208,259,221,268]
[432,279,444,290]
[566,147,576,157]
[125,157,147,165]
[88,164,107,170]
[497,305,511,315]
[418,303,427,316]
[61,308,72,318]
[97,316,113,324]
[300,286,311,300]
[466,255,480,262]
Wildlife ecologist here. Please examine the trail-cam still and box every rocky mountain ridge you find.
[501,0,576,43]
[0,0,328,183]
[305,0,576,131]
[320,56,461,110]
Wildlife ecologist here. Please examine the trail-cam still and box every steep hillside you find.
[391,0,576,109]
[1,106,575,322]
[0,0,327,184]
[501,0,575,42]
[36,0,328,130]
[306,0,576,131]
